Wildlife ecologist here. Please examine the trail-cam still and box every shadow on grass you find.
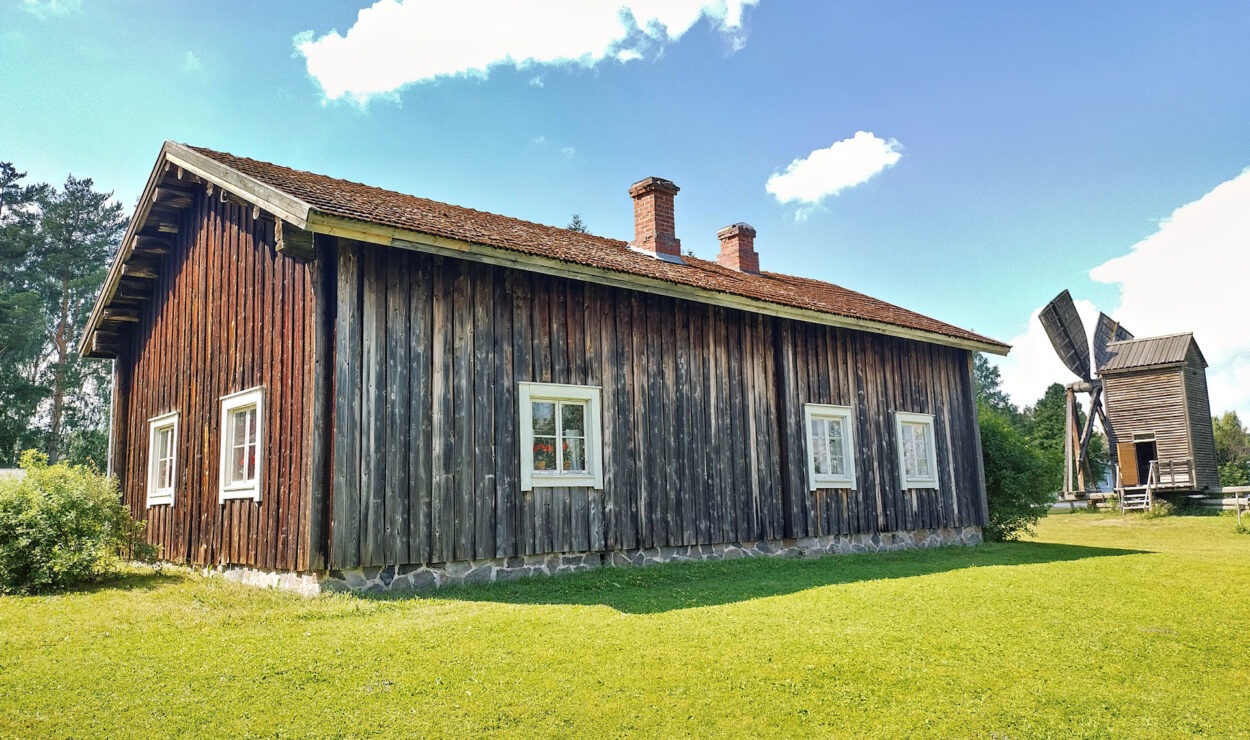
[73,568,184,595]
[383,541,1148,614]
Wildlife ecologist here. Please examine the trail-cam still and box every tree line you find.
[0,161,123,468]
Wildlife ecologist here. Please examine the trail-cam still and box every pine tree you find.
[0,163,48,464]
[566,214,589,233]
[29,175,125,463]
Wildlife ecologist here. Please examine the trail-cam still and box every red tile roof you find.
[189,145,1008,352]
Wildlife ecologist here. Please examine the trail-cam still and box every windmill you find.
[1038,290,1132,496]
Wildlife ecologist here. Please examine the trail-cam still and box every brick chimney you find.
[628,177,682,263]
[716,223,759,274]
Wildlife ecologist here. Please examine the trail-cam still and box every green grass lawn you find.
[3,513,1248,737]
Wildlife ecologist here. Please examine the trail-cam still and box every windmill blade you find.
[1039,290,1092,382]
[1092,313,1134,372]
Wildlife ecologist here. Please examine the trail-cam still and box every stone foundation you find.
[212,525,980,596]
[212,565,322,597]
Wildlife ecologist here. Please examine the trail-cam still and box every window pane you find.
[533,435,556,471]
[561,402,585,437]
[902,424,918,478]
[246,438,257,482]
[532,402,556,435]
[231,444,247,483]
[233,410,248,446]
[828,439,845,476]
[563,436,586,472]
[810,418,829,475]
[246,407,257,443]
[914,425,931,477]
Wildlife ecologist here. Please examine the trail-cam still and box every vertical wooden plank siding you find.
[326,241,987,569]
[113,188,317,571]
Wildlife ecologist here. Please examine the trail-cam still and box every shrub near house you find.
[0,451,152,594]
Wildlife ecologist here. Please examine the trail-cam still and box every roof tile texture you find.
[189,145,1007,350]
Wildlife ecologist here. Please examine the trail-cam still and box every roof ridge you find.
[1108,331,1194,345]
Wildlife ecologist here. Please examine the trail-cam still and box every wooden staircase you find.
[1120,485,1152,511]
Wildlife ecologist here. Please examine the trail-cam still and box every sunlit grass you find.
[2,512,1247,736]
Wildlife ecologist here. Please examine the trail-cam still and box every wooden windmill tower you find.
[1039,290,1218,507]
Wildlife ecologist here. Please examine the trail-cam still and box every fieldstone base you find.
[208,526,981,596]
[301,525,981,596]
[211,565,322,598]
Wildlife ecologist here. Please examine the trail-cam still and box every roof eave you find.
[78,141,315,357]
[305,211,1012,356]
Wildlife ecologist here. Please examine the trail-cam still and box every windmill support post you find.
[1064,386,1075,496]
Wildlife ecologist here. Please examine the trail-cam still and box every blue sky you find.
[3,0,1249,414]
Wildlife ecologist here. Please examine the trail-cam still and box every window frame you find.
[895,411,939,490]
[518,382,603,491]
[803,403,857,491]
[146,411,179,507]
[218,386,265,503]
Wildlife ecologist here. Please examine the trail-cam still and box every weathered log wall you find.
[114,189,319,570]
[330,239,986,569]
[1183,344,1219,489]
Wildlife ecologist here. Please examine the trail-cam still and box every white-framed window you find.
[219,387,265,502]
[518,382,603,491]
[895,411,938,489]
[804,404,856,490]
[146,411,179,507]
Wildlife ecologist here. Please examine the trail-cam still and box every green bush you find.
[0,450,153,594]
[1142,499,1176,519]
[979,404,1055,541]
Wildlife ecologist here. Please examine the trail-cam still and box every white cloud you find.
[765,131,903,215]
[19,0,80,18]
[1091,168,1250,419]
[528,75,544,88]
[560,146,577,159]
[296,0,760,103]
[995,167,1250,419]
[182,51,203,73]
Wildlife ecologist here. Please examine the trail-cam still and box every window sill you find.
[146,495,174,507]
[219,486,260,502]
[810,477,856,491]
[525,472,600,490]
[901,479,939,490]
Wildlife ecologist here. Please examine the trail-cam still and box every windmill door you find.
[1117,442,1139,487]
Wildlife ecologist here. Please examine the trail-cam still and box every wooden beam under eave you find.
[121,263,158,279]
[132,235,171,254]
[101,308,140,322]
[275,220,316,261]
[153,186,194,209]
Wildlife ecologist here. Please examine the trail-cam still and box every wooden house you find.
[1101,333,1218,492]
[80,141,1010,592]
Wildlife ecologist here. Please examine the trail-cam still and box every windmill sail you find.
[1039,290,1091,382]
[1092,312,1133,372]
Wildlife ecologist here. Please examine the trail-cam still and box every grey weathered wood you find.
[409,254,433,564]
[331,240,362,568]
[430,257,455,563]
[360,245,387,567]
[317,248,990,569]
[451,261,475,561]
[472,264,496,560]
[384,249,410,564]
[494,272,517,557]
